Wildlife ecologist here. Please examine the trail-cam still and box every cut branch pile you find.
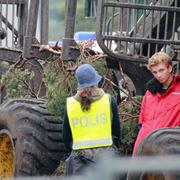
[1,41,142,155]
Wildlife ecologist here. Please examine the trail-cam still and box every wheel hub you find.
[0,130,14,177]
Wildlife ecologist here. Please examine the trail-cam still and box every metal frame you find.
[0,0,50,101]
[96,0,180,63]
[0,0,49,63]
[61,0,80,61]
[0,0,28,47]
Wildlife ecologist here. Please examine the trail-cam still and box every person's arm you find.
[139,93,147,125]
[135,92,149,133]
[62,106,72,150]
[111,96,120,147]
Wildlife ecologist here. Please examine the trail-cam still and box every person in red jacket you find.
[133,51,180,155]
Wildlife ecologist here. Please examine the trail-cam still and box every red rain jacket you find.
[133,75,180,155]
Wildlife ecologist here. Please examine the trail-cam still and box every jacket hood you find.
[146,74,180,94]
[146,78,162,94]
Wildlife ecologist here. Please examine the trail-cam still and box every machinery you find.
[0,0,179,178]
[62,0,180,95]
[0,0,68,178]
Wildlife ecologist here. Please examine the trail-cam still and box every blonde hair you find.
[148,52,172,70]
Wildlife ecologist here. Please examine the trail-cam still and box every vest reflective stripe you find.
[73,138,113,150]
[67,93,112,150]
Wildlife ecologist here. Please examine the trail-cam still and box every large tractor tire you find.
[120,62,153,95]
[127,127,180,180]
[106,57,153,96]
[0,98,68,177]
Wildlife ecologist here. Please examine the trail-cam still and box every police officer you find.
[63,64,120,176]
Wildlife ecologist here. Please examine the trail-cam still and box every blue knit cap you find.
[75,64,102,90]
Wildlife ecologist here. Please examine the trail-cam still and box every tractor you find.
[0,0,179,178]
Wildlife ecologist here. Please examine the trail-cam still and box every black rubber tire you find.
[0,98,69,177]
[127,127,180,180]
[137,127,180,156]
[106,57,153,96]
[121,62,153,95]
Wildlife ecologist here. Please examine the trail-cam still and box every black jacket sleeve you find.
[111,96,121,147]
[62,107,72,150]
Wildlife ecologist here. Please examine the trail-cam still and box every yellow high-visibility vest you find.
[67,93,112,150]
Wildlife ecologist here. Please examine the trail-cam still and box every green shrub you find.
[43,59,109,116]
[44,64,77,116]
[1,65,33,101]
[119,96,143,155]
